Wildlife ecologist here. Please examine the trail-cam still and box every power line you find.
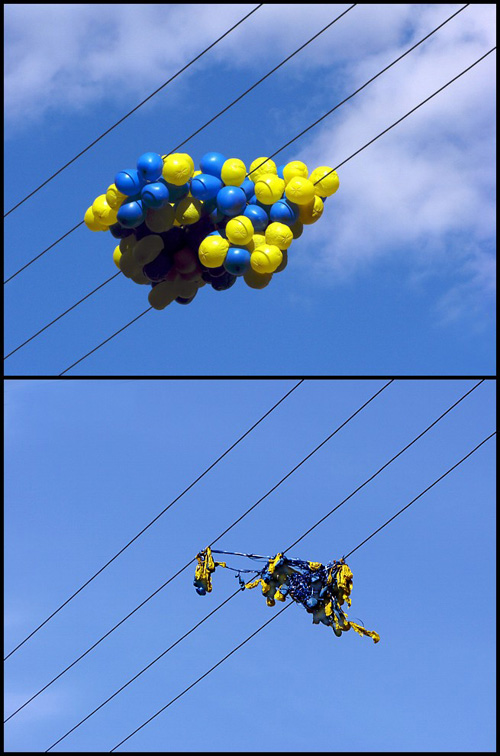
[58,307,153,376]
[284,379,484,553]
[5,380,392,721]
[3,3,467,289]
[110,602,293,752]
[4,380,305,662]
[3,4,264,219]
[344,430,496,559]
[55,46,494,377]
[45,585,247,752]
[109,429,495,753]
[42,379,482,748]
[3,221,84,285]
[255,2,471,175]
[4,273,121,361]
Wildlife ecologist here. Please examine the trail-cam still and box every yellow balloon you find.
[283,161,308,184]
[298,195,324,225]
[162,153,194,185]
[175,197,203,225]
[284,176,316,205]
[148,279,179,310]
[254,174,285,205]
[198,235,229,268]
[84,206,106,231]
[309,166,339,196]
[106,183,127,209]
[133,235,164,266]
[146,204,175,233]
[243,267,273,289]
[226,215,254,245]
[221,158,247,186]
[176,278,199,300]
[252,233,266,248]
[92,194,111,219]
[177,153,195,173]
[250,244,283,274]
[112,245,122,269]
[99,205,118,226]
[249,157,277,181]
[265,222,293,249]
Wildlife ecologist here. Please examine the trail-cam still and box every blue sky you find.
[4,378,496,752]
[3,3,496,376]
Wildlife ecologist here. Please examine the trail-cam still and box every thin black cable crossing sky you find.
[40,378,484,749]
[108,429,496,753]
[5,380,392,722]
[3,4,264,218]
[4,379,304,662]
[52,44,494,377]
[3,2,355,285]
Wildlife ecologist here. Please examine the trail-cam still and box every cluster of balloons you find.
[84,151,339,309]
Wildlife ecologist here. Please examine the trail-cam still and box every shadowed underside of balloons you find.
[84,151,339,309]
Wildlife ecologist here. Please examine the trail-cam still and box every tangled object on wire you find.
[193,547,379,643]
[83,151,339,309]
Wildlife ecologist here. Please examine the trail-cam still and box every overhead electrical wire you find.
[3,4,264,219]
[4,379,304,662]
[40,379,485,748]
[5,380,393,722]
[53,46,495,377]
[108,429,496,753]
[3,2,355,285]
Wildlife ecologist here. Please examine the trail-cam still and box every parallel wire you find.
[109,429,496,753]
[43,378,482,749]
[5,380,392,721]
[4,221,84,284]
[110,603,293,752]
[250,2,470,177]
[58,307,153,376]
[344,431,496,559]
[3,4,264,218]
[4,273,121,361]
[4,380,305,662]
[3,2,353,286]
[284,379,484,553]
[55,46,494,377]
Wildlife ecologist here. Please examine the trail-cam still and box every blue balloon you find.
[277,164,286,179]
[269,199,299,226]
[134,222,151,241]
[200,151,226,179]
[115,169,145,197]
[136,152,163,182]
[117,200,147,228]
[216,186,247,216]
[208,205,225,223]
[141,182,170,209]
[243,204,268,232]
[240,178,255,200]
[190,173,223,201]
[224,247,251,276]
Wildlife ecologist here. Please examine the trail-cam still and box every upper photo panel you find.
[4,3,496,376]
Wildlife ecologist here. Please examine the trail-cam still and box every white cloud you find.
[289,4,496,323]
